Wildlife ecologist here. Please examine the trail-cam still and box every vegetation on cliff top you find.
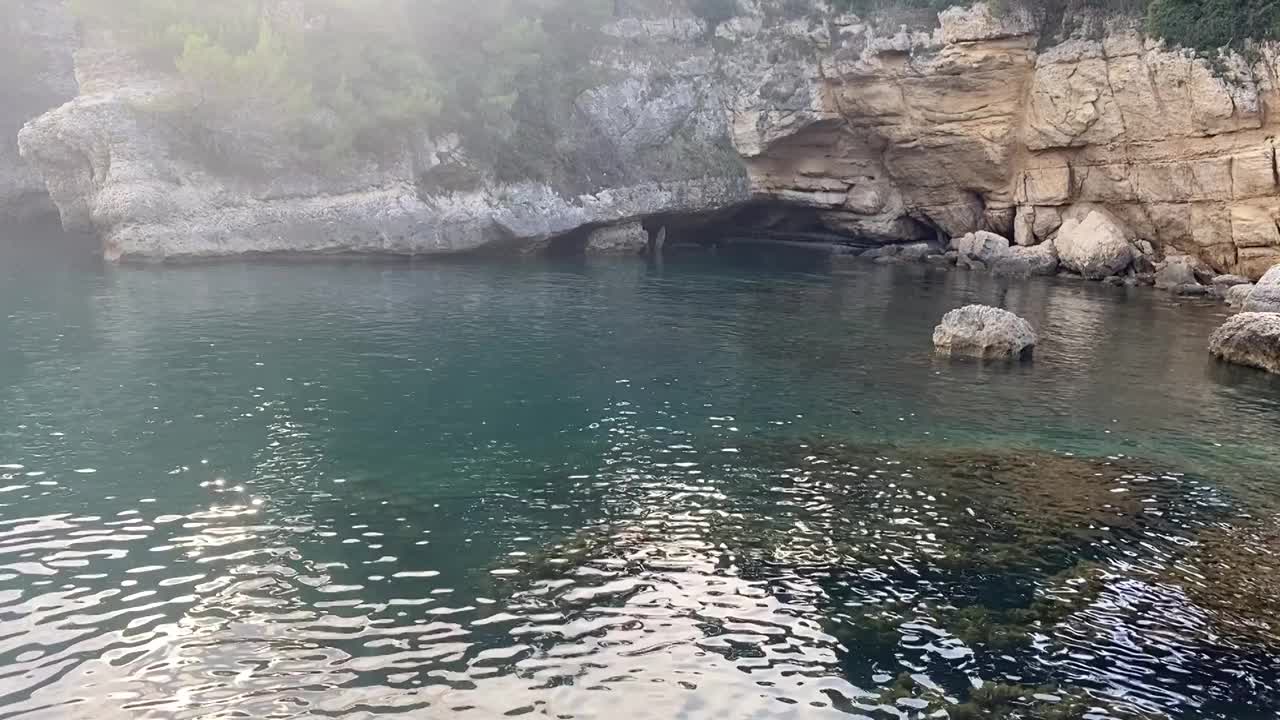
[54,0,1280,176]
[833,0,1280,53]
[69,0,609,175]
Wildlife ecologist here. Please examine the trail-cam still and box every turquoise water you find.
[2,230,1280,719]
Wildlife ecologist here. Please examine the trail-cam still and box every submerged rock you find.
[896,241,935,261]
[1155,254,1203,290]
[1170,283,1209,296]
[932,305,1036,359]
[1213,274,1252,290]
[1244,265,1280,312]
[1208,312,1280,374]
[1052,207,1133,279]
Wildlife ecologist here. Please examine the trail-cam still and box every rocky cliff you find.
[725,2,1280,279]
[0,0,76,220]
[12,1,1280,276]
[16,1,748,261]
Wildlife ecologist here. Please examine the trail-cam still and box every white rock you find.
[933,305,1037,360]
[1244,265,1280,312]
[1052,207,1133,279]
[1209,312,1280,374]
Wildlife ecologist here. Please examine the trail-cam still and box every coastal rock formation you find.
[1209,313,1280,374]
[725,5,1280,281]
[1244,266,1280,312]
[12,1,1280,268]
[0,0,76,219]
[16,7,748,261]
[933,305,1037,359]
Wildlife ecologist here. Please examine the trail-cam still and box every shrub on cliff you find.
[1146,0,1280,51]
[833,0,1278,54]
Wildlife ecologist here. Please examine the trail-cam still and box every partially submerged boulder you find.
[1244,265,1280,312]
[1155,255,1203,291]
[1007,242,1058,276]
[1052,207,1133,279]
[867,241,937,263]
[950,231,1010,264]
[1226,283,1256,307]
[1212,274,1253,299]
[933,305,1036,360]
[1208,313,1280,374]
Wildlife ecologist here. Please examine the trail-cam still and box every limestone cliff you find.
[0,0,76,220]
[12,0,1280,277]
[16,3,748,261]
[721,2,1280,279]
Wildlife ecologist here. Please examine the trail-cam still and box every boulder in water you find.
[950,231,1010,264]
[1243,265,1280,312]
[1208,312,1280,374]
[1003,242,1058,276]
[1226,283,1256,307]
[1052,206,1133,279]
[1155,255,1203,291]
[933,305,1036,360]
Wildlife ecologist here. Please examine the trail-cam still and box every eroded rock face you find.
[1209,313,1280,374]
[722,6,1280,280]
[933,305,1037,359]
[0,0,77,220]
[1244,265,1280,312]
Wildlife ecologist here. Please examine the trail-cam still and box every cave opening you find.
[642,200,897,255]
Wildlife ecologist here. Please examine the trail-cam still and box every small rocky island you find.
[933,305,1037,360]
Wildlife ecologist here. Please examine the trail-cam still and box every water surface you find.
[2,230,1279,719]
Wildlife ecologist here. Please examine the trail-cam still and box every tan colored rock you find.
[1032,206,1062,241]
[1239,248,1280,280]
[1231,141,1278,199]
[1231,201,1280,249]
[1013,206,1035,246]
[1018,165,1072,205]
